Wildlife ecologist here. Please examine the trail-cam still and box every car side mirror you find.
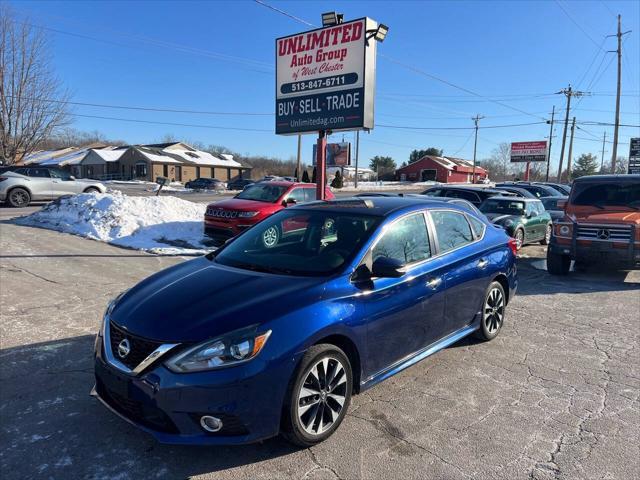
[372,257,405,278]
[69,176,76,181]
[283,198,296,207]
[527,211,536,218]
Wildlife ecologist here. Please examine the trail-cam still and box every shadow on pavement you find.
[0,336,300,479]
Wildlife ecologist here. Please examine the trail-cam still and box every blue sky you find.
[9,0,640,171]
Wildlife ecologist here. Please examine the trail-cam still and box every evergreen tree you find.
[301,170,311,183]
[572,153,599,179]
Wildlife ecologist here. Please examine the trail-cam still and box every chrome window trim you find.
[103,314,179,376]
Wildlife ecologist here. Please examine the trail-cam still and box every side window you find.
[303,188,317,203]
[286,187,306,204]
[13,168,28,175]
[50,169,71,180]
[423,189,442,197]
[372,213,431,265]
[525,203,536,216]
[28,168,50,178]
[431,211,474,253]
[456,190,480,203]
[535,202,545,214]
[467,215,486,239]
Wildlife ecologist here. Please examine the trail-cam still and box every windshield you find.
[214,210,381,276]
[480,199,526,215]
[235,184,288,203]
[571,182,640,208]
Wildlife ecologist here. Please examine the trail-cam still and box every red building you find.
[396,155,488,183]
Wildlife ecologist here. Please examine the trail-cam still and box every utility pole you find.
[354,130,360,188]
[608,15,631,172]
[296,134,302,181]
[566,117,576,181]
[545,105,555,182]
[600,131,607,172]
[556,85,586,181]
[471,114,484,183]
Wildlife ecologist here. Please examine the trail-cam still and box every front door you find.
[363,212,446,376]
[429,210,490,334]
[50,169,82,196]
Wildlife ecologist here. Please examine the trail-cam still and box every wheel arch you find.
[6,184,33,203]
[492,273,510,305]
[312,333,362,394]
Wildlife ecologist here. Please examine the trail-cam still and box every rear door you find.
[429,209,491,334]
[364,212,446,375]
[25,168,54,199]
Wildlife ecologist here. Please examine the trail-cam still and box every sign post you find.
[275,16,383,199]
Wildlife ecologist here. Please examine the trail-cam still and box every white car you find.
[0,167,106,207]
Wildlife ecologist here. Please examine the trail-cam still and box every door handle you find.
[426,277,442,289]
[477,258,489,269]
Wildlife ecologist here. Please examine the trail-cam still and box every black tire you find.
[262,225,281,248]
[7,187,31,207]
[514,228,525,251]
[282,344,353,447]
[547,249,571,275]
[83,187,100,194]
[474,281,506,341]
[540,224,552,245]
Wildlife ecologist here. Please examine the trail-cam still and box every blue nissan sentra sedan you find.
[93,197,518,446]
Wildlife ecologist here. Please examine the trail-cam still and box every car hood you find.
[207,198,279,211]
[110,256,325,343]
[568,209,640,225]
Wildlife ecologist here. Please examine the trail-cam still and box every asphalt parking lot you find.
[1,206,639,480]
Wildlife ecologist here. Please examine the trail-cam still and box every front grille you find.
[96,379,178,433]
[206,207,238,218]
[576,224,632,241]
[109,322,162,370]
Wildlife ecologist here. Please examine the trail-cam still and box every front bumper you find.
[203,217,256,240]
[92,336,295,445]
[550,236,640,269]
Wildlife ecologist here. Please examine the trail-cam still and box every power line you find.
[554,0,604,50]
[253,0,315,27]
[377,121,547,131]
[65,113,273,132]
[8,95,273,116]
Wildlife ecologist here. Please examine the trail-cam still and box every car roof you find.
[540,195,568,200]
[572,174,640,183]
[292,196,476,217]
[425,185,506,194]
[257,181,312,187]
[487,196,538,202]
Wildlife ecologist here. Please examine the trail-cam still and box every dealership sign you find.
[629,138,640,174]
[510,141,548,163]
[276,18,378,135]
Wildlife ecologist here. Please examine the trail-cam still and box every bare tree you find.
[0,6,70,164]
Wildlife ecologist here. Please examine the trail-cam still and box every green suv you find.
[479,197,552,250]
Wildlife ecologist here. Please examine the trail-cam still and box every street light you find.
[366,24,390,45]
[322,11,343,26]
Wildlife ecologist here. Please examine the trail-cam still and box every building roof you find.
[88,148,127,162]
[397,155,487,174]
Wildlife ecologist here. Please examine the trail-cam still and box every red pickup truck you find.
[204,181,334,244]
[547,174,640,274]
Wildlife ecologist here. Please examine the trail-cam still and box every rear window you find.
[571,182,640,207]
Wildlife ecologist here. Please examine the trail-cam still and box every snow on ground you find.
[15,192,213,255]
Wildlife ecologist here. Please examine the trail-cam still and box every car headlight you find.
[559,225,570,235]
[165,325,271,373]
[237,211,259,218]
[100,290,127,337]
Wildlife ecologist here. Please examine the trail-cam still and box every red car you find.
[204,181,334,244]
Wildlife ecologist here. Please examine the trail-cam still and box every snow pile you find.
[16,191,212,254]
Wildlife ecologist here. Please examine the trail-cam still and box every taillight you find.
[507,238,518,256]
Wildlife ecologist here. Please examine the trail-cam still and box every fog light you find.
[200,415,223,432]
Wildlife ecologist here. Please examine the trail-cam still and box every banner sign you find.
[629,138,640,174]
[312,142,351,166]
[510,141,548,162]
[276,18,377,135]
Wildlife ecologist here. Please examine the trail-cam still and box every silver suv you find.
[0,167,107,207]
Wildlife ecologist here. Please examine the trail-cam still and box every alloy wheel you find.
[515,230,524,250]
[484,287,504,334]
[10,189,29,207]
[297,356,347,436]
[262,226,279,247]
